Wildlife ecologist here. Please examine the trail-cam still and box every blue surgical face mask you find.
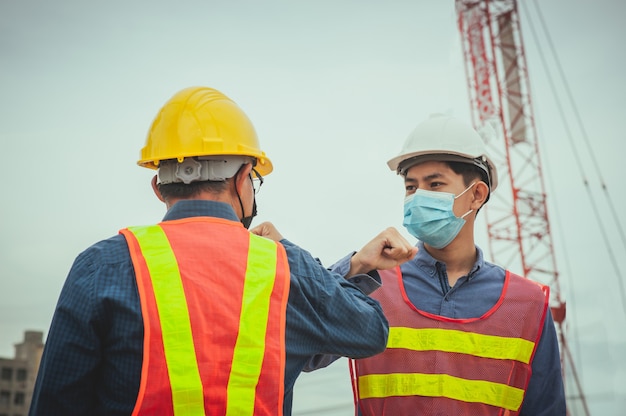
[403,182,475,249]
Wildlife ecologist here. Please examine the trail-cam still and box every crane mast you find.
[454,0,589,414]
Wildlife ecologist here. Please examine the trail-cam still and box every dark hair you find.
[447,161,490,210]
[447,161,489,189]
[158,180,228,202]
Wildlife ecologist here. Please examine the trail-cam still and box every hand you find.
[250,221,284,242]
[348,227,418,277]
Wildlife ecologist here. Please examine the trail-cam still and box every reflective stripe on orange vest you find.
[354,267,549,415]
[121,217,290,416]
[227,230,280,415]
[130,224,204,415]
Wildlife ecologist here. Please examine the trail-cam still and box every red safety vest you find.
[120,217,290,416]
[352,267,549,416]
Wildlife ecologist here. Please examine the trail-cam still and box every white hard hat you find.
[387,114,498,192]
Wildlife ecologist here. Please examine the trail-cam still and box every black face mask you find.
[235,169,258,229]
[241,198,257,229]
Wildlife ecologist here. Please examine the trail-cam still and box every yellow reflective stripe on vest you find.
[388,327,535,363]
[359,372,524,410]
[226,234,278,416]
[128,225,205,416]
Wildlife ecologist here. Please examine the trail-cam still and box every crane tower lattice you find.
[454,0,589,414]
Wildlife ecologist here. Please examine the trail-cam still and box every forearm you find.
[282,241,389,360]
[303,257,387,372]
[329,252,381,295]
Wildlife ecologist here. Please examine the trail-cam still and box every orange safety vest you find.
[120,217,290,416]
[352,267,549,416]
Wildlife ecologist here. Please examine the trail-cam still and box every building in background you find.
[0,331,44,416]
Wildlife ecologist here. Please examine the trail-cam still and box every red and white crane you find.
[455,0,589,414]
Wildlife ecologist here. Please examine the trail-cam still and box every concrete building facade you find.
[0,331,44,416]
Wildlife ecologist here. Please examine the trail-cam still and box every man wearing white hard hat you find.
[322,114,565,415]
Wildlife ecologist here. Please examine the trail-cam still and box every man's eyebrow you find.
[405,172,444,183]
[424,172,444,181]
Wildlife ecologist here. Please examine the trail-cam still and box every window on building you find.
[13,392,24,406]
[0,390,9,405]
[0,368,11,381]
[15,369,26,383]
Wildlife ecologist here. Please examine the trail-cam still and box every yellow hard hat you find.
[138,86,273,176]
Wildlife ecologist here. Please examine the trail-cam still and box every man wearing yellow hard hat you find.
[29,86,416,415]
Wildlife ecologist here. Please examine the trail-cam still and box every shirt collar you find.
[162,200,240,223]
[414,240,484,281]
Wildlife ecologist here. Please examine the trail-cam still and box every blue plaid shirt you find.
[29,200,388,416]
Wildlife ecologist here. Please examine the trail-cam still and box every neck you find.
[164,192,232,210]
[425,232,476,287]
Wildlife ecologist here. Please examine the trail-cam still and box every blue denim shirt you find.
[29,200,389,416]
[327,240,566,416]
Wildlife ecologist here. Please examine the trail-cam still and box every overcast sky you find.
[2,0,625,414]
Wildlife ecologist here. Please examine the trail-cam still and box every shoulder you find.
[74,234,131,268]
[66,234,134,294]
[507,271,549,297]
[55,234,135,318]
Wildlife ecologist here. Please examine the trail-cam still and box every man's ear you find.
[472,181,490,210]
[234,163,253,194]
[151,175,165,203]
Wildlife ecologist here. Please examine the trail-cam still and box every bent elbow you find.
[373,323,389,355]
[357,313,389,358]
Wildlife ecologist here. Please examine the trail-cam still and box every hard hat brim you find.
[389,151,498,192]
